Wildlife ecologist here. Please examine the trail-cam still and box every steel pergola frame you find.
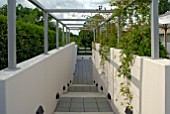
[7,0,160,69]
[45,9,113,13]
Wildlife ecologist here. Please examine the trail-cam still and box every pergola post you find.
[62,25,65,45]
[117,16,121,44]
[164,25,168,50]
[93,29,96,41]
[69,30,70,43]
[56,21,59,48]
[44,12,48,54]
[151,0,159,59]
[8,0,17,69]
[106,22,108,38]
[66,28,68,44]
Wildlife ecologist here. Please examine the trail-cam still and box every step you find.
[54,97,114,113]
[61,92,105,98]
[68,84,98,92]
[54,112,115,114]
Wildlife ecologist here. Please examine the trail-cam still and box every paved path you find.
[54,59,115,114]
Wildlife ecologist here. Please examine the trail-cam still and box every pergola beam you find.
[66,24,95,26]
[58,19,101,21]
[28,0,66,27]
[45,9,113,13]
[99,0,135,26]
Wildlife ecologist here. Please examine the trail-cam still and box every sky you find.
[0,0,113,35]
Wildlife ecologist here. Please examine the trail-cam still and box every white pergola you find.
[7,0,159,69]
[159,12,170,49]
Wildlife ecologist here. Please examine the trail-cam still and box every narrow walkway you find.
[54,59,115,114]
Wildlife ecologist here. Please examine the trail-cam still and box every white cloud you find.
[0,0,111,35]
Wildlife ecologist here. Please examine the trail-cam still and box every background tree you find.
[159,0,170,15]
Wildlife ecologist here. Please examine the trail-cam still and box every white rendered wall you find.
[0,42,77,114]
[92,43,170,114]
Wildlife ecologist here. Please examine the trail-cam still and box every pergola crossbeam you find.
[45,9,113,13]
[58,19,101,21]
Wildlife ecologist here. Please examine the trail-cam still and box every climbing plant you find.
[91,0,169,112]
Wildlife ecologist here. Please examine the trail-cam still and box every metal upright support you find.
[62,25,65,45]
[66,28,68,44]
[56,21,59,48]
[44,12,48,54]
[69,30,70,43]
[100,26,102,38]
[8,0,17,69]
[106,22,108,38]
[117,16,121,44]
[151,0,159,59]
[93,29,96,41]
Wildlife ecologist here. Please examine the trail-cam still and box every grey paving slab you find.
[97,102,111,109]
[90,87,98,92]
[59,97,71,102]
[70,102,84,109]
[85,108,99,112]
[55,107,69,112]
[84,98,96,103]
[54,112,115,114]
[57,102,70,108]
[75,86,83,92]
[69,108,84,112]
[84,103,98,109]
[71,97,83,103]
[54,59,115,113]
[73,60,93,84]
[83,86,91,92]
[68,87,76,92]
[96,97,108,103]
[99,108,113,112]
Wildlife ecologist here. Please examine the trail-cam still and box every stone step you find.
[70,84,95,87]
[54,112,115,114]
[61,92,104,98]
[68,85,98,92]
[54,97,113,113]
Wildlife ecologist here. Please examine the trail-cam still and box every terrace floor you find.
[54,59,115,114]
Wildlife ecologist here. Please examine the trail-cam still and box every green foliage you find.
[70,33,80,46]
[159,0,170,15]
[0,14,57,70]
[79,30,93,48]
[0,14,7,69]
[109,0,168,111]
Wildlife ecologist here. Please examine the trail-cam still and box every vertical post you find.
[151,0,159,59]
[164,25,168,50]
[106,22,108,38]
[56,21,59,48]
[8,0,17,69]
[69,30,70,43]
[93,29,96,41]
[62,25,65,46]
[100,26,102,43]
[66,28,68,44]
[44,12,48,54]
[117,16,121,44]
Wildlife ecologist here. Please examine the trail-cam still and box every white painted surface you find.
[61,92,105,98]
[0,43,77,114]
[54,112,115,114]
[159,12,170,24]
[92,43,170,114]
[167,43,170,54]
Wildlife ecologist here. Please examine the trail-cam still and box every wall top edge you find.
[0,43,75,81]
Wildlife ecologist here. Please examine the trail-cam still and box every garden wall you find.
[0,42,77,114]
[93,43,170,114]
